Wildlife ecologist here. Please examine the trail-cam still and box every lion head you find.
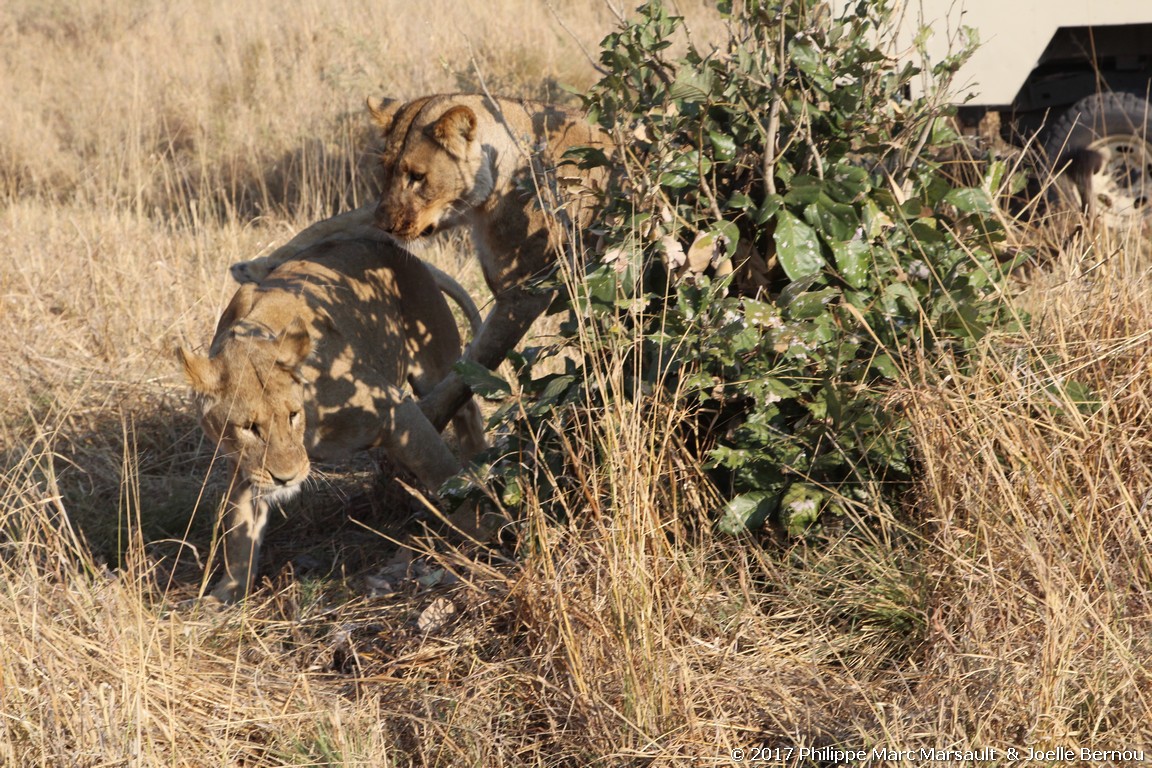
[179,317,312,501]
[370,99,496,241]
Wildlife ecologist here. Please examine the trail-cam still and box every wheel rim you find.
[1086,133,1152,227]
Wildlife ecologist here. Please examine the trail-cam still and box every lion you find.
[181,234,486,603]
[230,94,611,431]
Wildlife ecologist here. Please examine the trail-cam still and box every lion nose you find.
[373,205,392,232]
[270,471,297,487]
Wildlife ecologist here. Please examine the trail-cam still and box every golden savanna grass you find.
[2,1,1151,765]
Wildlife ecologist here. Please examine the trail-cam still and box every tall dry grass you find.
[2,0,1151,765]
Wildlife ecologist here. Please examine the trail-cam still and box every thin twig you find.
[764,94,781,197]
[545,1,609,77]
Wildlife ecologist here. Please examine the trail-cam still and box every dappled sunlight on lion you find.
[230,93,611,432]
[180,234,485,603]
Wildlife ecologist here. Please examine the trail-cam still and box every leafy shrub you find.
[458,0,1018,535]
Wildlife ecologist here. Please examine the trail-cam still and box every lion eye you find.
[289,411,302,427]
[244,422,262,439]
[407,170,425,185]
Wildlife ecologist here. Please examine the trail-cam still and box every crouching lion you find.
[179,234,486,603]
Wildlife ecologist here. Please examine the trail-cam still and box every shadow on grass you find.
[1,390,426,603]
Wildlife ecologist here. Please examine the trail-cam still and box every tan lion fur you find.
[182,235,485,603]
[231,94,611,430]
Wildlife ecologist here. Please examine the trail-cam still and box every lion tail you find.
[426,263,482,337]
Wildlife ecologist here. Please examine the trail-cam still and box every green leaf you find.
[453,359,512,399]
[1052,379,1103,416]
[708,130,737,162]
[785,287,841,319]
[742,299,782,328]
[583,262,623,311]
[804,197,859,242]
[725,191,754,210]
[789,38,823,75]
[781,484,824,536]
[713,220,740,254]
[718,492,778,534]
[501,477,523,507]
[562,145,612,169]
[830,239,872,289]
[660,151,709,188]
[870,353,901,379]
[758,377,799,400]
[755,194,784,225]
[774,210,826,280]
[528,374,577,416]
[778,273,823,308]
[826,162,871,201]
[983,159,1007,194]
[670,70,713,102]
[943,186,994,214]
[881,282,921,316]
[784,176,825,206]
[862,198,894,238]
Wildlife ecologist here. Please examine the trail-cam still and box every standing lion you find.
[231,94,611,431]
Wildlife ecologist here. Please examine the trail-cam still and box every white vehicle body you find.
[846,0,1152,224]
[902,0,1152,108]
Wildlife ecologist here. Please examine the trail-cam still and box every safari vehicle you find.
[892,0,1152,225]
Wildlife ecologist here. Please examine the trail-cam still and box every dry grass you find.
[903,225,1152,746]
[2,1,1151,765]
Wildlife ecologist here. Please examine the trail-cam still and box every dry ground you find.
[2,1,1150,766]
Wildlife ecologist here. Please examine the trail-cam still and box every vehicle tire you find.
[1043,91,1152,228]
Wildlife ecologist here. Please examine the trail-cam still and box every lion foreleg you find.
[451,400,487,459]
[209,479,272,603]
[418,287,553,431]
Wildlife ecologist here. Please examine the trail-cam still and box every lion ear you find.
[428,105,477,156]
[178,347,219,395]
[276,317,312,370]
[367,97,402,133]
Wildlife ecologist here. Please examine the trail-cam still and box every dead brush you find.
[905,220,1152,749]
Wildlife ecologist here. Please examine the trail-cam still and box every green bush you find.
[457,0,1019,535]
